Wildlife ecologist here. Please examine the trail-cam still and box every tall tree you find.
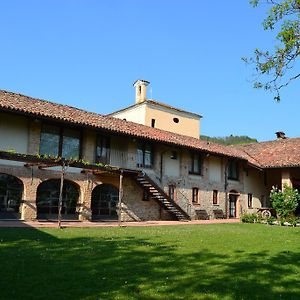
[244,0,300,101]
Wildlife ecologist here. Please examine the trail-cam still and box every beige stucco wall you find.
[145,104,200,138]
[281,169,292,189]
[0,112,28,153]
[243,168,267,213]
[111,102,200,139]
[111,103,146,125]
[0,112,29,167]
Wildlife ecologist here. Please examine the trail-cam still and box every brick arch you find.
[91,183,119,220]
[0,173,24,219]
[36,178,80,220]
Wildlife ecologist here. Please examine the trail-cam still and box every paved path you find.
[0,219,240,228]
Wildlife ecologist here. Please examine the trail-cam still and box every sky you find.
[0,0,298,142]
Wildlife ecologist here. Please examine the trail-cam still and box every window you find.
[169,185,175,201]
[189,153,202,175]
[136,144,153,168]
[96,135,110,164]
[40,124,60,157]
[151,119,156,128]
[36,179,79,219]
[62,128,81,159]
[0,173,23,218]
[248,193,253,208]
[192,187,199,204]
[213,190,218,205]
[228,160,239,180]
[91,184,119,219]
[40,124,81,159]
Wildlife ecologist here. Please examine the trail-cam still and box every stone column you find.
[78,178,92,221]
[281,169,292,190]
[21,178,38,221]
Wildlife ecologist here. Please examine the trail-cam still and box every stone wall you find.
[0,112,268,222]
[0,162,169,222]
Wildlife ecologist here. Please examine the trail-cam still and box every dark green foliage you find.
[245,0,300,101]
[270,184,299,220]
[200,134,258,145]
[267,216,277,225]
[286,216,300,226]
[241,213,259,223]
[0,224,300,299]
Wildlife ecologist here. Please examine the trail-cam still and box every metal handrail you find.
[176,189,193,217]
[139,172,190,220]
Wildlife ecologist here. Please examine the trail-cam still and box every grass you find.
[0,223,300,300]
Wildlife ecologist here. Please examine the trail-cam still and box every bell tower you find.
[133,79,150,104]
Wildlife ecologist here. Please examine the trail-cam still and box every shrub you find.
[241,213,258,223]
[266,216,276,225]
[286,216,300,227]
[270,185,299,220]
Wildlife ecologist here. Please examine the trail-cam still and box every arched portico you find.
[0,173,23,219]
[36,179,80,220]
[91,184,119,220]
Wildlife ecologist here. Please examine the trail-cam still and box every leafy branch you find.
[245,0,300,101]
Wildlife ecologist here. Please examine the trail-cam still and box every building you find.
[0,82,299,222]
[109,80,201,139]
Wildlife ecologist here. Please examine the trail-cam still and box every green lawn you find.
[0,224,299,300]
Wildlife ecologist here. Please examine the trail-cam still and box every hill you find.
[200,135,257,146]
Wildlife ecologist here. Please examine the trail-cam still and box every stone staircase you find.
[135,172,190,221]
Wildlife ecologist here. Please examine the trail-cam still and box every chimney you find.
[133,79,150,104]
[275,131,287,139]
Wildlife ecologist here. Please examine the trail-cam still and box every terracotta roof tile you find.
[0,90,245,160]
[108,99,201,118]
[234,138,300,168]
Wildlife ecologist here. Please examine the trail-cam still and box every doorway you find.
[229,191,239,218]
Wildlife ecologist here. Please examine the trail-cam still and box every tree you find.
[200,135,257,145]
[244,0,300,101]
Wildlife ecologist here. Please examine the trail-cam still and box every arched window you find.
[91,184,119,220]
[37,179,79,220]
[0,173,23,219]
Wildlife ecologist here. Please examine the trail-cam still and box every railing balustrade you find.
[97,148,129,169]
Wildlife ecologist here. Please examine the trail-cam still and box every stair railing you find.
[139,171,190,220]
[176,189,193,217]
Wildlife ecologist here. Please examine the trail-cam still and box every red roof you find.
[0,90,245,160]
[109,99,201,118]
[234,138,300,168]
